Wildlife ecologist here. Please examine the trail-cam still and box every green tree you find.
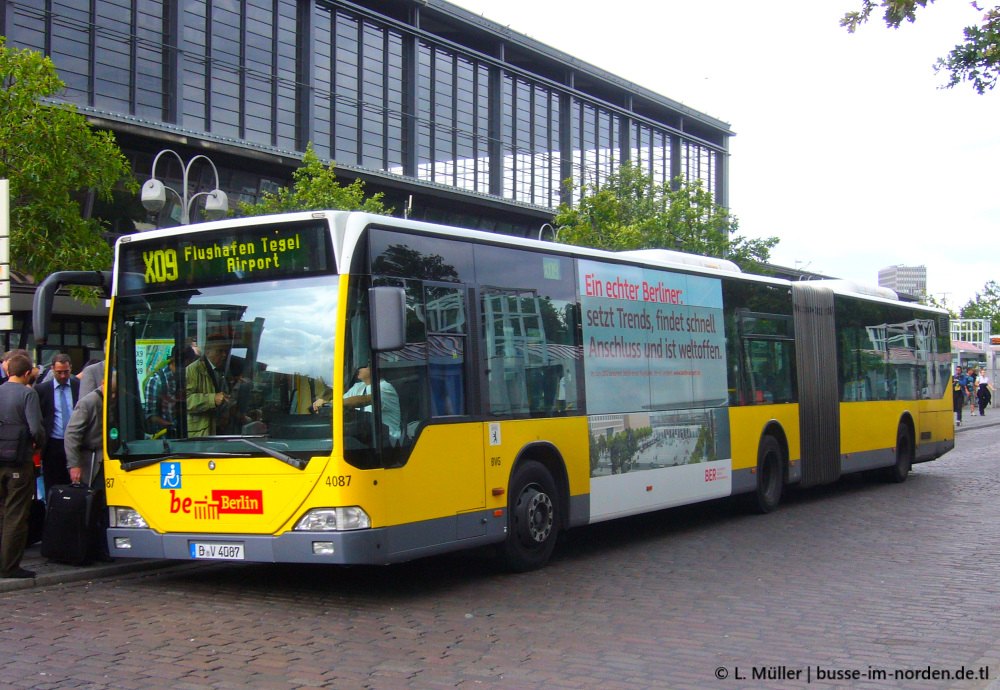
[236,143,392,217]
[608,432,628,475]
[553,162,778,273]
[960,280,1000,332]
[690,424,717,464]
[0,38,136,281]
[842,1,1000,94]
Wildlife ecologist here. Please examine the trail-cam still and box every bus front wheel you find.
[501,460,560,572]
[751,436,784,514]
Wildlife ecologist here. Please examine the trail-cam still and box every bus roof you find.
[115,211,945,315]
[332,211,773,286]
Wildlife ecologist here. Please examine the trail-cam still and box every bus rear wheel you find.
[886,424,913,484]
[751,435,784,514]
[500,460,560,572]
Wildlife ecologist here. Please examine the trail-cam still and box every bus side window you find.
[744,338,796,405]
[425,285,467,418]
[475,245,578,419]
[482,290,534,416]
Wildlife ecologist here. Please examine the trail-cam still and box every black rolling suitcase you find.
[40,459,102,566]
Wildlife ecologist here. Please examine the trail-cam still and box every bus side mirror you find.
[369,286,406,351]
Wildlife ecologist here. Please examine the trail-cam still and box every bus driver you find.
[315,363,400,444]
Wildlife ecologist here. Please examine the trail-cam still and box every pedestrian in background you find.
[0,354,44,579]
[954,365,971,427]
[35,354,79,497]
[0,349,30,386]
[75,359,101,382]
[144,348,180,437]
[78,359,104,401]
[977,369,994,416]
[969,366,979,415]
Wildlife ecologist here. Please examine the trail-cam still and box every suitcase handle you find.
[72,451,99,488]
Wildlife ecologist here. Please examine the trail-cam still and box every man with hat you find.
[186,334,232,437]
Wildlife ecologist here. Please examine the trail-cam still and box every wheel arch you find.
[511,441,570,528]
[897,411,916,444]
[758,420,790,482]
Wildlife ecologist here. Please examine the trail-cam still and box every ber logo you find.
[169,489,264,519]
[704,466,729,483]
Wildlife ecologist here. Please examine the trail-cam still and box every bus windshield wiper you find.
[119,456,162,472]
[119,437,306,471]
[120,451,249,472]
[225,437,308,470]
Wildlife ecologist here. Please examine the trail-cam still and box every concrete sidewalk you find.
[0,542,188,594]
[955,403,1000,433]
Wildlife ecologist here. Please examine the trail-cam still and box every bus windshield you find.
[108,275,338,460]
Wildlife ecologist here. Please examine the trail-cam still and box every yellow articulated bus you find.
[33,211,954,571]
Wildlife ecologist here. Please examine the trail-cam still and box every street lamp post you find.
[140,149,229,225]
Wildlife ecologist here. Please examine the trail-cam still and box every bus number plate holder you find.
[190,542,245,560]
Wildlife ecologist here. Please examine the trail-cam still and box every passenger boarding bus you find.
[33,211,955,571]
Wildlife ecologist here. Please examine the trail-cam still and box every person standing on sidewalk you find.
[0,354,44,579]
[35,354,79,497]
[954,365,972,427]
[969,366,979,415]
[0,349,29,386]
[976,369,994,417]
[64,379,111,562]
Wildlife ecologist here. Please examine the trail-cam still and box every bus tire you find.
[500,460,560,572]
[751,435,784,514]
[886,424,913,484]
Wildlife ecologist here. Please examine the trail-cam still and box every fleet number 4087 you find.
[144,249,178,283]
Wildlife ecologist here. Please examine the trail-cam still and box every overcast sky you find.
[450,0,998,310]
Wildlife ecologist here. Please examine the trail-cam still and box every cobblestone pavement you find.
[2,425,1000,689]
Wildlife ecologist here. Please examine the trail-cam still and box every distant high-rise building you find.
[878,265,927,299]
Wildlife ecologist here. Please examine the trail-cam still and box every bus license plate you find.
[190,542,244,560]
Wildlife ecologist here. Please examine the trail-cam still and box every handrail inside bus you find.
[32,270,113,345]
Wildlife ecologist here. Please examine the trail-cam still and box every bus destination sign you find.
[119,220,334,293]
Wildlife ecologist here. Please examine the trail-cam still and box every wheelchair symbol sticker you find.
[161,462,181,489]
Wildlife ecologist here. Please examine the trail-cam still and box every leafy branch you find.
[842,0,1000,94]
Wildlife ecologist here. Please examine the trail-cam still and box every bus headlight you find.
[294,507,371,531]
[109,506,149,529]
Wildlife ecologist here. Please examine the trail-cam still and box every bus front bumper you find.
[107,527,390,565]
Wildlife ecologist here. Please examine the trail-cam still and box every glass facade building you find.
[1,0,731,238]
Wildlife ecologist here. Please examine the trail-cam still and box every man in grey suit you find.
[65,379,111,561]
